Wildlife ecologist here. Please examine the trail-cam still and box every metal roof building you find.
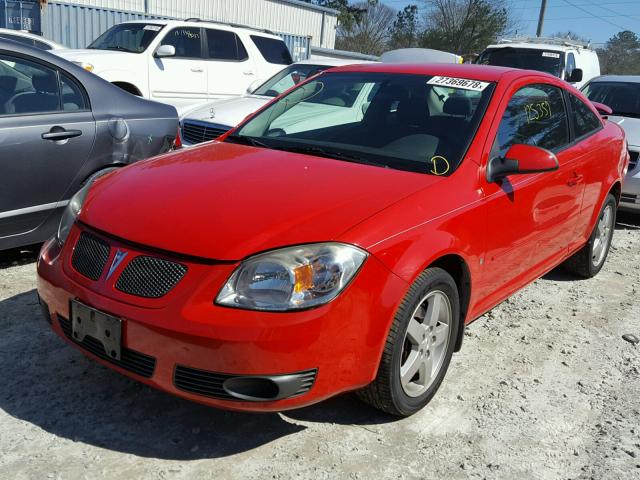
[50,0,338,48]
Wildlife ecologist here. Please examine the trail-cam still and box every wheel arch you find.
[426,254,471,352]
[609,180,621,205]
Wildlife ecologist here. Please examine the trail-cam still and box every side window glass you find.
[206,29,248,61]
[0,55,61,115]
[60,74,87,111]
[250,35,292,65]
[161,28,202,59]
[570,94,601,138]
[492,83,569,158]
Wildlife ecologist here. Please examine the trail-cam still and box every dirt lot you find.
[1,214,639,480]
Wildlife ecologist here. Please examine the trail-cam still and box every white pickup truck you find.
[55,19,292,109]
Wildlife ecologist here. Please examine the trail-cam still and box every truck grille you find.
[59,316,156,378]
[72,232,110,281]
[115,256,187,298]
[629,151,638,171]
[181,121,229,145]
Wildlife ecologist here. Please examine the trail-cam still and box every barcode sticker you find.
[427,76,490,92]
[144,25,162,31]
[542,52,560,58]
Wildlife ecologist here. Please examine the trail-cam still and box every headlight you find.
[216,243,368,311]
[56,169,115,245]
[73,61,94,72]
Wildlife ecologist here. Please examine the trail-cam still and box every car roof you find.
[119,19,283,40]
[0,28,62,48]
[589,75,640,84]
[324,62,536,83]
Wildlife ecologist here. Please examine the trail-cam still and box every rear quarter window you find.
[569,93,602,138]
[250,35,292,65]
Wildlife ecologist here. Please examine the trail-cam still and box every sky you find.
[379,0,640,46]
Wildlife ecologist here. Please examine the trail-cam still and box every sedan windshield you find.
[582,81,640,118]
[253,64,334,97]
[477,48,563,77]
[88,23,164,53]
[227,71,494,175]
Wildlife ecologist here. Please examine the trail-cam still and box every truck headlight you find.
[216,243,367,311]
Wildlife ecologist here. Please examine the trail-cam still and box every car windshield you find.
[88,23,164,53]
[477,47,563,76]
[227,71,495,175]
[253,64,333,97]
[582,81,640,118]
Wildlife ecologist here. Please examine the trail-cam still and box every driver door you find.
[475,80,585,312]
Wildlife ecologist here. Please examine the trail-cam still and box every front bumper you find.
[620,148,640,212]
[37,227,407,412]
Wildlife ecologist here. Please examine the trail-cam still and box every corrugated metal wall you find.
[51,0,337,47]
[41,1,311,61]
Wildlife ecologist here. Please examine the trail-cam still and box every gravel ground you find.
[1,213,639,480]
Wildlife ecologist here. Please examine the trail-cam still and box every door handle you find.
[41,127,83,141]
[191,67,204,73]
[567,172,583,187]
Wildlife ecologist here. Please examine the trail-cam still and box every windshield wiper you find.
[225,135,271,149]
[103,45,135,53]
[274,144,388,168]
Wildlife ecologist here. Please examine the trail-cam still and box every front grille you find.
[59,316,156,378]
[621,193,639,204]
[174,365,317,401]
[181,121,229,145]
[629,151,639,171]
[115,256,187,298]
[72,232,110,280]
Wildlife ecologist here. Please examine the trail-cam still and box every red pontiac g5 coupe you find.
[37,64,628,416]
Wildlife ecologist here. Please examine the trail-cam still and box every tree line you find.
[300,0,640,74]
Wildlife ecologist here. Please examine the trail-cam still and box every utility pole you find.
[536,0,548,37]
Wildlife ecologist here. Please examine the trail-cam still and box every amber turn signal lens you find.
[293,264,314,293]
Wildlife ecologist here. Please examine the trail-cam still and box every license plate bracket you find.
[70,300,122,360]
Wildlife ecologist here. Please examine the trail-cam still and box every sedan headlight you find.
[216,243,368,311]
[56,169,115,245]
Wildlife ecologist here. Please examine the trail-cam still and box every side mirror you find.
[591,101,612,117]
[154,44,176,58]
[487,144,559,183]
[567,68,583,83]
[246,79,262,94]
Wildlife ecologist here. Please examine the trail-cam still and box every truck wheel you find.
[357,268,460,417]
[563,194,616,278]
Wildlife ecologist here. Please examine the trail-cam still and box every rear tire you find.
[357,268,460,416]
[563,194,616,278]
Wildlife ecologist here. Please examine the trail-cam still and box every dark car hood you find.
[80,142,437,260]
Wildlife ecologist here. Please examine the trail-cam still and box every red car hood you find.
[80,142,436,260]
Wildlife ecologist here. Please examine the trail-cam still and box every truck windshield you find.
[582,81,640,118]
[88,23,164,53]
[227,71,495,175]
[477,47,563,77]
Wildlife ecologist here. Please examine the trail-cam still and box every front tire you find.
[563,194,616,278]
[357,268,460,416]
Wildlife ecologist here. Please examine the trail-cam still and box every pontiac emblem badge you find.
[106,250,128,280]
[209,107,216,119]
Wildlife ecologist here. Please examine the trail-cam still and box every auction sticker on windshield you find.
[427,76,490,92]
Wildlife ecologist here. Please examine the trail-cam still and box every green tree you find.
[597,30,640,75]
[550,31,588,43]
[388,4,420,49]
[299,0,368,30]
[420,0,508,55]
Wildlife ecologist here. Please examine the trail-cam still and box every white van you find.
[477,38,600,89]
[55,20,292,109]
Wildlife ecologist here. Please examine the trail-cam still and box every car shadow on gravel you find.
[0,290,390,460]
[0,244,40,269]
